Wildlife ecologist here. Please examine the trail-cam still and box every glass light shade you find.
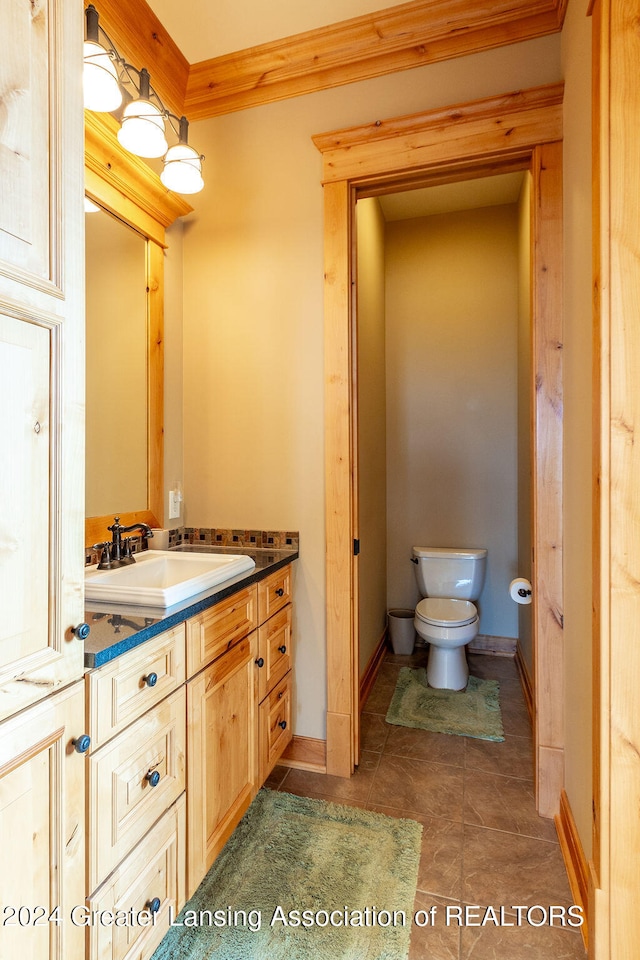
[160,143,204,194]
[83,41,122,112]
[117,99,168,158]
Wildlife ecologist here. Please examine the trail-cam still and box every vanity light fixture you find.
[83,4,204,193]
[160,116,204,194]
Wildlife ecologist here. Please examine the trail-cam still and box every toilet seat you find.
[415,597,477,628]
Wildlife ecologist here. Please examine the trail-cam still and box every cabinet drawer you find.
[256,604,292,701]
[259,671,292,783]
[257,565,292,624]
[87,796,185,960]
[186,585,257,677]
[87,625,186,748]
[88,687,186,891]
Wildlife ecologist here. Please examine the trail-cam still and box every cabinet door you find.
[0,681,85,960]
[88,687,186,892]
[187,633,258,897]
[0,0,85,721]
[88,796,186,960]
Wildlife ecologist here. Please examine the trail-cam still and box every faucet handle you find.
[121,538,136,564]
[91,542,112,570]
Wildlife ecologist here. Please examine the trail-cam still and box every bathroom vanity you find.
[82,548,296,960]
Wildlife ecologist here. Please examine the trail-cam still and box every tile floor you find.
[266,646,587,959]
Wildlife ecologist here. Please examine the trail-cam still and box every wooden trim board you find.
[359,632,388,710]
[515,641,535,726]
[468,634,517,657]
[555,789,589,950]
[280,735,327,774]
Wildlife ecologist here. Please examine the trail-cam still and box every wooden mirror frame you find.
[84,111,191,547]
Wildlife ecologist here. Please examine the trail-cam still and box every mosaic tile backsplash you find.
[182,528,299,550]
[86,527,299,565]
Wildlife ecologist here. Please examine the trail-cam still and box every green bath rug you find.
[151,788,422,960]
[386,668,505,741]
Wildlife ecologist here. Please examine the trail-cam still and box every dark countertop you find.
[83,544,298,668]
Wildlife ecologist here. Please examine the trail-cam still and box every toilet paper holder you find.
[509,577,533,604]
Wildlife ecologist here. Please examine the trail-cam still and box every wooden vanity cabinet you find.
[85,625,187,960]
[185,564,294,897]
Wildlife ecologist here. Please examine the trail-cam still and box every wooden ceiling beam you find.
[184,0,567,120]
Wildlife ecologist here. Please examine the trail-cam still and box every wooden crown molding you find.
[97,0,567,120]
[84,111,192,244]
[184,0,568,120]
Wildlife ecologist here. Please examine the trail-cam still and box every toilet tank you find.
[412,546,487,600]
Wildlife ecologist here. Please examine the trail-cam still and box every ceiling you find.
[378,171,525,221]
[146,0,400,62]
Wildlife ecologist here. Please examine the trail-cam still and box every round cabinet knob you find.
[278,645,287,654]
[146,770,161,788]
[275,588,285,597]
[72,734,91,754]
[255,657,264,668]
[146,897,161,915]
[143,672,158,687]
[72,622,91,640]
[278,720,287,730]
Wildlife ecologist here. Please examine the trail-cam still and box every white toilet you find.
[411,546,488,691]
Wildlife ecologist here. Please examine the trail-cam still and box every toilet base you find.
[427,643,469,691]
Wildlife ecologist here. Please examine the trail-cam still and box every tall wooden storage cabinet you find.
[0,2,86,960]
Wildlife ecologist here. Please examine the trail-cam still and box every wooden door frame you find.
[314,82,565,818]
[590,0,640,953]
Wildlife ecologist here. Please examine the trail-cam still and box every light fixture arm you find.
[86,4,100,43]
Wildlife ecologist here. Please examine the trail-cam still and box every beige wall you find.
[182,35,562,739]
[356,198,388,676]
[385,205,520,640]
[561,0,593,859]
[517,173,533,671]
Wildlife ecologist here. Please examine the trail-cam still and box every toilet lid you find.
[415,598,477,627]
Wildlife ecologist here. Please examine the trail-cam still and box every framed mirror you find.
[84,111,191,547]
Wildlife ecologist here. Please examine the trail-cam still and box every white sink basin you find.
[85,550,255,607]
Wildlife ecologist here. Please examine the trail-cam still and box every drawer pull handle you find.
[275,588,285,597]
[278,720,287,730]
[278,645,287,654]
[143,672,158,687]
[255,657,265,668]
[146,897,161,915]
[146,770,161,788]
[72,734,91,754]
[72,622,91,640]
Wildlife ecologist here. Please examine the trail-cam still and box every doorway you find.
[355,174,531,706]
[314,82,564,818]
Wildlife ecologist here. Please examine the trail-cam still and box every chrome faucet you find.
[92,517,154,569]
